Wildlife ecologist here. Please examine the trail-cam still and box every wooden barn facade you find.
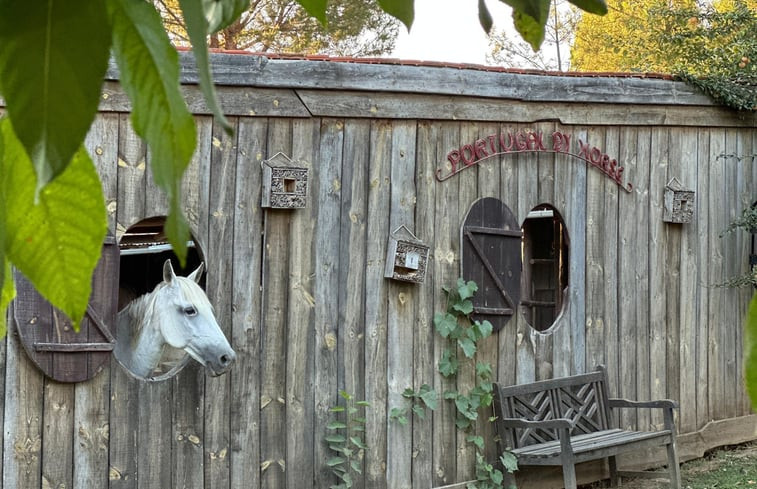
[2,52,756,489]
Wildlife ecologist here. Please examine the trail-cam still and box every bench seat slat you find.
[513,429,671,461]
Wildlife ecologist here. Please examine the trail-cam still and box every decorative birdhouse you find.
[261,152,309,209]
[384,225,429,284]
[663,177,695,224]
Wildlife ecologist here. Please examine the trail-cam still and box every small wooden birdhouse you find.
[384,225,429,284]
[261,152,309,209]
[663,177,695,223]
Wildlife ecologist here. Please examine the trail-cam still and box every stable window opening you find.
[520,204,570,332]
[117,216,203,380]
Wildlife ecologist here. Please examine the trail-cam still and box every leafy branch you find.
[325,390,369,489]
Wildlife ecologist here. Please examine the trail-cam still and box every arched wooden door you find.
[461,197,522,333]
[14,236,119,382]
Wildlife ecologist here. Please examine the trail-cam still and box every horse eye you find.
[183,306,197,316]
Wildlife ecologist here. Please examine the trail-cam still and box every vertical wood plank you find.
[648,127,670,430]
[413,120,439,488]
[260,118,293,489]
[313,118,343,488]
[454,122,478,482]
[172,116,213,489]
[204,117,240,489]
[694,127,711,430]
[707,129,727,422]
[498,122,520,386]
[602,127,620,396]
[722,129,739,419]
[583,126,606,375]
[617,127,641,431]
[75,113,119,489]
[229,117,266,489]
[338,119,369,488]
[432,121,460,488]
[364,120,392,489]
[284,118,317,489]
[109,113,147,489]
[677,128,699,434]
[386,120,417,489]
[633,127,652,431]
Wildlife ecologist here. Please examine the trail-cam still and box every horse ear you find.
[188,262,205,284]
[163,259,177,283]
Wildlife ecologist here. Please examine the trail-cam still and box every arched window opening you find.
[117,216,203,380]
[520,204,570,332]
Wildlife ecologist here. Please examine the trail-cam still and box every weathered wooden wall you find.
[2,54,756,489]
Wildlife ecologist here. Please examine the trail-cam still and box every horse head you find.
[154,260,236,376]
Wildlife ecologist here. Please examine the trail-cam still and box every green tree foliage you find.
[156,0,400,57]
[571,0,757,110]
[0,0,607,335]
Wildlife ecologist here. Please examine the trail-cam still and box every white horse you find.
[115,260,236,379]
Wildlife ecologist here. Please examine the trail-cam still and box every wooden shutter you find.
[461,197,522,333]
[14,236,119,382]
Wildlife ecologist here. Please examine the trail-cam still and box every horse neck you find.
[116,292,167,378]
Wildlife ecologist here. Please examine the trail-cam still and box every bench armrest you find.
[608,398,679,410]
[498,417,575,430]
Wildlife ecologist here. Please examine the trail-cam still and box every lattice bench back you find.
[493,367,614,449]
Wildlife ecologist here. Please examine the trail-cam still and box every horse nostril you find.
[220,354,231,366]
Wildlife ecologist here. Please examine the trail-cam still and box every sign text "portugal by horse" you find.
[436,130,634,193]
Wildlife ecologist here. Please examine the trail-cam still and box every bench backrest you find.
[493,366,614,449]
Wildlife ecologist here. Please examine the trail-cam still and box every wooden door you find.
[461,197,522,333]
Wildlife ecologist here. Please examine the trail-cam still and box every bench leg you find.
[666,440,681,489]
[562,463,578,489]
[503,470,517,489]
[608,456,619,487]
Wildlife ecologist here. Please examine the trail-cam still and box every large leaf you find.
[512,8,547,51]
[745,293,757,409]
[568,0,607,15]
[0,259,13,338]
[377,0,414,31]
[497,0,550,25]
[1,119,106,328]
[178,0,233,135]
[108,0,197,265]
[203,0,250,33]
[478,0,494,34]
[295,0,328,25]
[0,0,110,192]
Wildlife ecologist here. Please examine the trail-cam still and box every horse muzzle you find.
[207,348,237,376]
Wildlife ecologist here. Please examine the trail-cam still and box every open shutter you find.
[14,236,119,382]
[462,197,522,333]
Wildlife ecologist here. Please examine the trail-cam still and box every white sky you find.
[390,0,513,66]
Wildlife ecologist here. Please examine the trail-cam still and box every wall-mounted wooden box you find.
[384,225,429,284]
[261,152,309,209]
[663,177,695,223]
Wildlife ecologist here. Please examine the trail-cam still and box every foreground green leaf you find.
[0,0,110,192]
[203,0,249,33]
[568,0,607,15]
[1,119,106,328]
[179,0,233,134]
[377,0,414,30]
[108,0,197,265]
[512,5,548,51]
[478,0,494,34]
[745,293,757,409]
[294,0,328,25]
[0,260,13,337]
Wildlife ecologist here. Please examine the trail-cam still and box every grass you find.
[580,442,757,489]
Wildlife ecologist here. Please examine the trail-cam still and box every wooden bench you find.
[492,366,681,489]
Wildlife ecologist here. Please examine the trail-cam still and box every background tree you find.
[156,0,399,56]
[487,0,580,71]
[570,0,756,109]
